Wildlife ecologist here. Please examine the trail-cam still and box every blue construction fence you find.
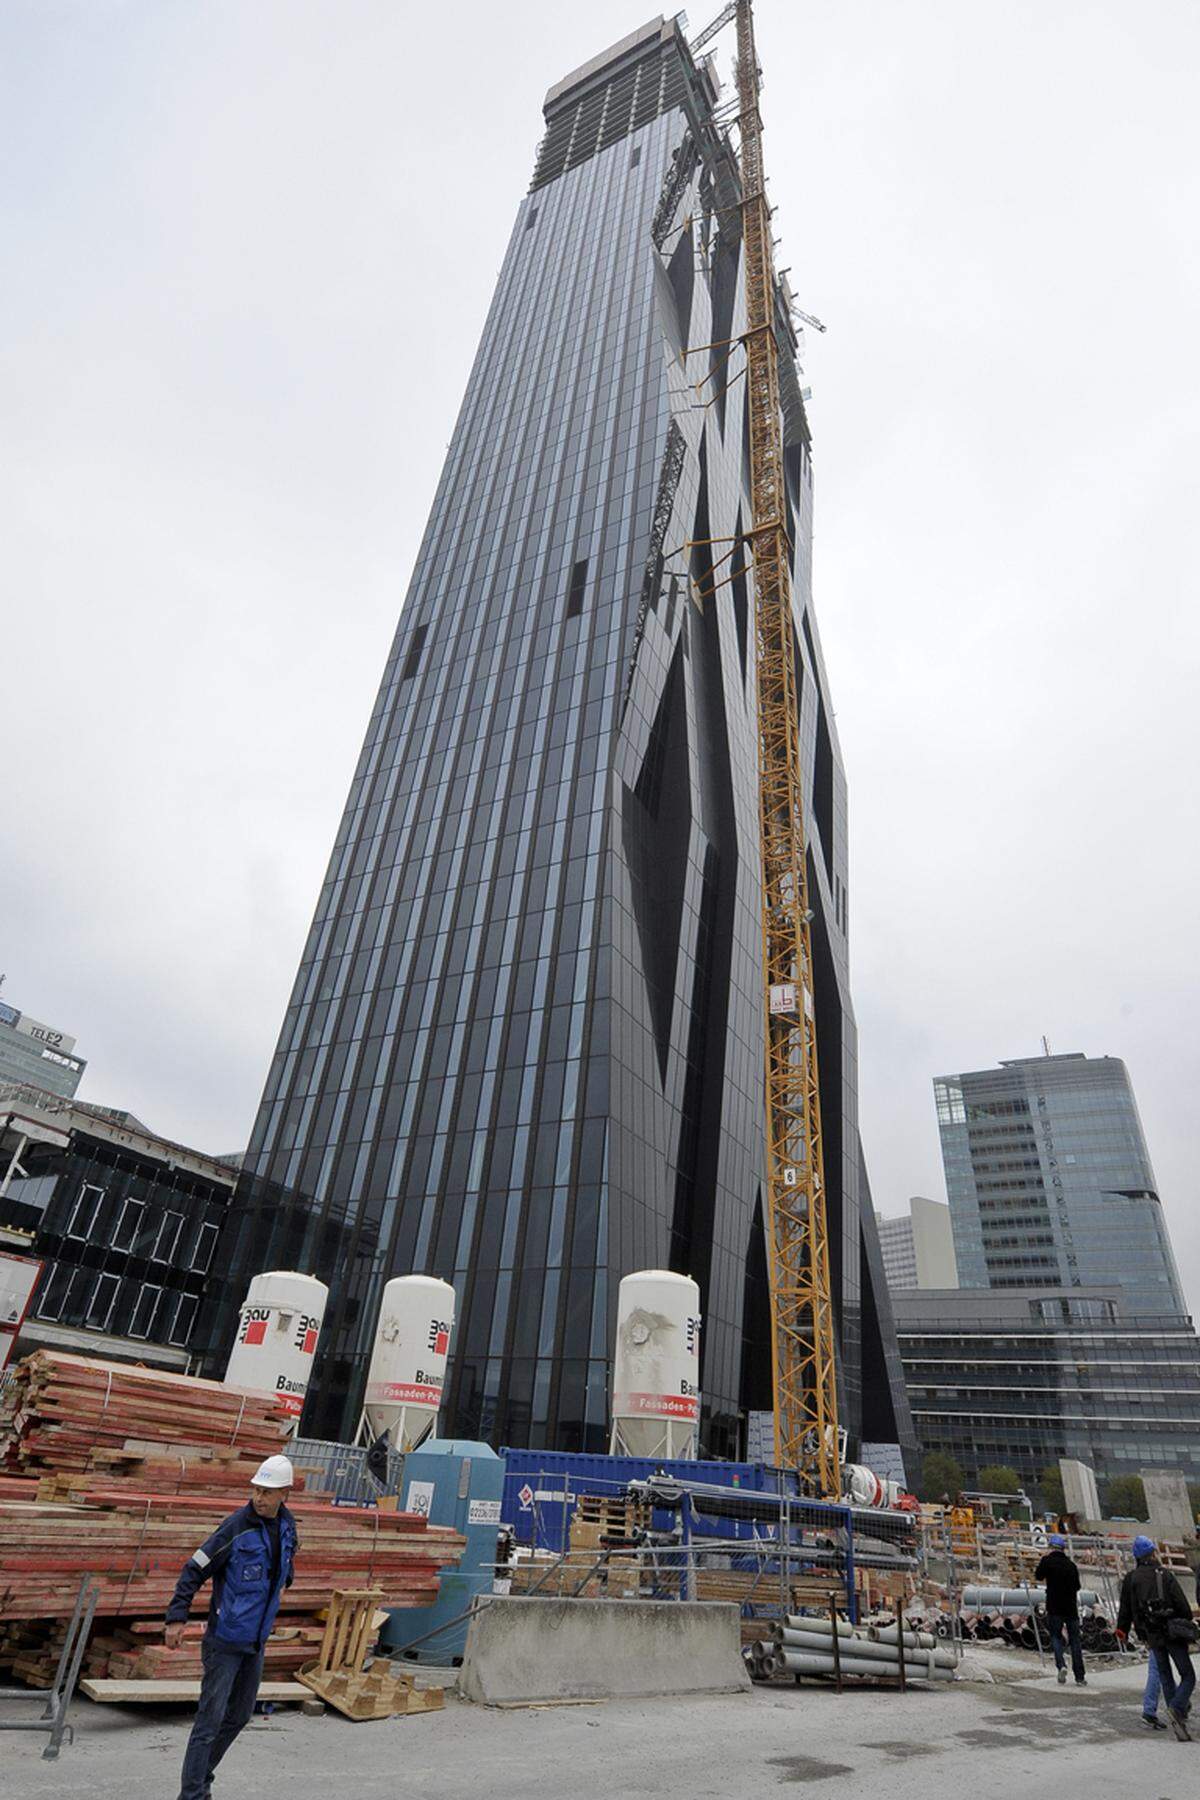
[499,1448,800,1552]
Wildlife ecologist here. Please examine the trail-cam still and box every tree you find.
[920,1450,964,1502]
[1105,1475,1146,1520]
[1039,1465,1066,1516]
[975,1465,1022,1496]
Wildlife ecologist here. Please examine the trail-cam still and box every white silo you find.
[223,1270,328,1427]
[358,1275,456,1451]
[610,1270,701,1459]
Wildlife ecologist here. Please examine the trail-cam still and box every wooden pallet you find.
[296,1588,445,1721]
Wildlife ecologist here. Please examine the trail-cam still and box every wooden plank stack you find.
[0,1489,464,1622]
[1,1350,293,1476]
[0,1348,466,1703]
[36,1446,316,1505]
[86,1618,330,1683]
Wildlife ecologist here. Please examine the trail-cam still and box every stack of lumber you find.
[0,1348,465,1705]
[1,1351,292,1476]
[0,1492,465,1622]
[0,1617,68,1686]
[85,1618,331,1682]
[37,1445,317,1505]
[0,1474,38,1501]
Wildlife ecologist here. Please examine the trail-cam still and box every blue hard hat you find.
[1049,1533,1066,1548]
[1132,1535,1156,1559]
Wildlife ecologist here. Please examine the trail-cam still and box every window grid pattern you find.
[9,1134,231,1352]
[207,27,912,1464]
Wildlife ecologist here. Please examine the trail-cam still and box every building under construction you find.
[205,12,916,1476]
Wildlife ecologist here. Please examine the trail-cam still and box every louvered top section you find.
[531,21,705,192]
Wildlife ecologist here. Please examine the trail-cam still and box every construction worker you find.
[1117,1534,1198,1741]
[165,1454,299,1800]
[1034,1533,1086,1686]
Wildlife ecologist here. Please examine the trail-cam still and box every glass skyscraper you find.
[935,1052,1186,1319]
[206,17,915,1470]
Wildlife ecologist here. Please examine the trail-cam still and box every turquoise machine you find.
[382,1439,505,1665]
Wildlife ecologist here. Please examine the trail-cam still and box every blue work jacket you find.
[166,1502,298,1651]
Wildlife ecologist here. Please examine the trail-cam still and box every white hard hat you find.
[251,1455,294,1489]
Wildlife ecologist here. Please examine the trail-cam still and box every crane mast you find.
[734,0,840,1495]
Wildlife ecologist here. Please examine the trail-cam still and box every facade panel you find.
[205,19,911,1465]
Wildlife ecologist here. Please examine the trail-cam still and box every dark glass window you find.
[401,625,428,681]
[191,1221,219,1273]
[566,559,588,618]
[86,1272,120,1330]
[153,1210,184,1263]
[112,1198,144,1253]
[66,1182,104,1240]
[170,1293,199,1346]
[129,1283,162,1339]
[35,1262,73,1320]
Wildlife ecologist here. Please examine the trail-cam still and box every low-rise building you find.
[0,1081,237,1370]
[892,1285,1200,1490]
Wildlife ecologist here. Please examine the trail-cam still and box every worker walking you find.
[1117,1534,1198,1741]
[1035,1533,1086,1686]
[165,1454,299,1800]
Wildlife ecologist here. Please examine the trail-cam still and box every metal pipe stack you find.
[744,1612,960,1685]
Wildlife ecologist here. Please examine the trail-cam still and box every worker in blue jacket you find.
[165,1454,299,1800]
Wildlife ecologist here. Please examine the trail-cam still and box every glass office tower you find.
[208,17,915,1468]
[935,1052,1186,1319]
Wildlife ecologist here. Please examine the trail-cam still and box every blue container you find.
[499,1448,796,1552]
[381,1439,505,1665]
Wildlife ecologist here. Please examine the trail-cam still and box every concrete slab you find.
[1143,1470,1196,1541]
[458,1596,750,1706]
[1060,1458,1100,1521]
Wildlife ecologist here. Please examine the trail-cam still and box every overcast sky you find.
[3,3,1198,1305]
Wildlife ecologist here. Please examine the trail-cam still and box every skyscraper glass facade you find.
[935,1053,1185,1319]
[205,17,914,1469]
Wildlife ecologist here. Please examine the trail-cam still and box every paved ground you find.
[6,1659,1193,1799]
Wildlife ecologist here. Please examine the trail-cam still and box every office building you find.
[935,1053,1186,1320]
[0,1081,236,1369]
[0,996,86,1100]
[893,1286,1200,1491]
[876,1196,958,1291]
[206,16,916,1468]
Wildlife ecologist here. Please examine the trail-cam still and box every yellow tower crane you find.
[732,0,840,1496]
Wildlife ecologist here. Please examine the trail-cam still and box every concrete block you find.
[1060,1459,1100,1521]
[459,1597,751,1706]
[1142,1470,1196,1543]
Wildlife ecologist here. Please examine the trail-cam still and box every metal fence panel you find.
[291,1436,404,1506]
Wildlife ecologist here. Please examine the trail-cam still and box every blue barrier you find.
[499,1448,798,1552]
